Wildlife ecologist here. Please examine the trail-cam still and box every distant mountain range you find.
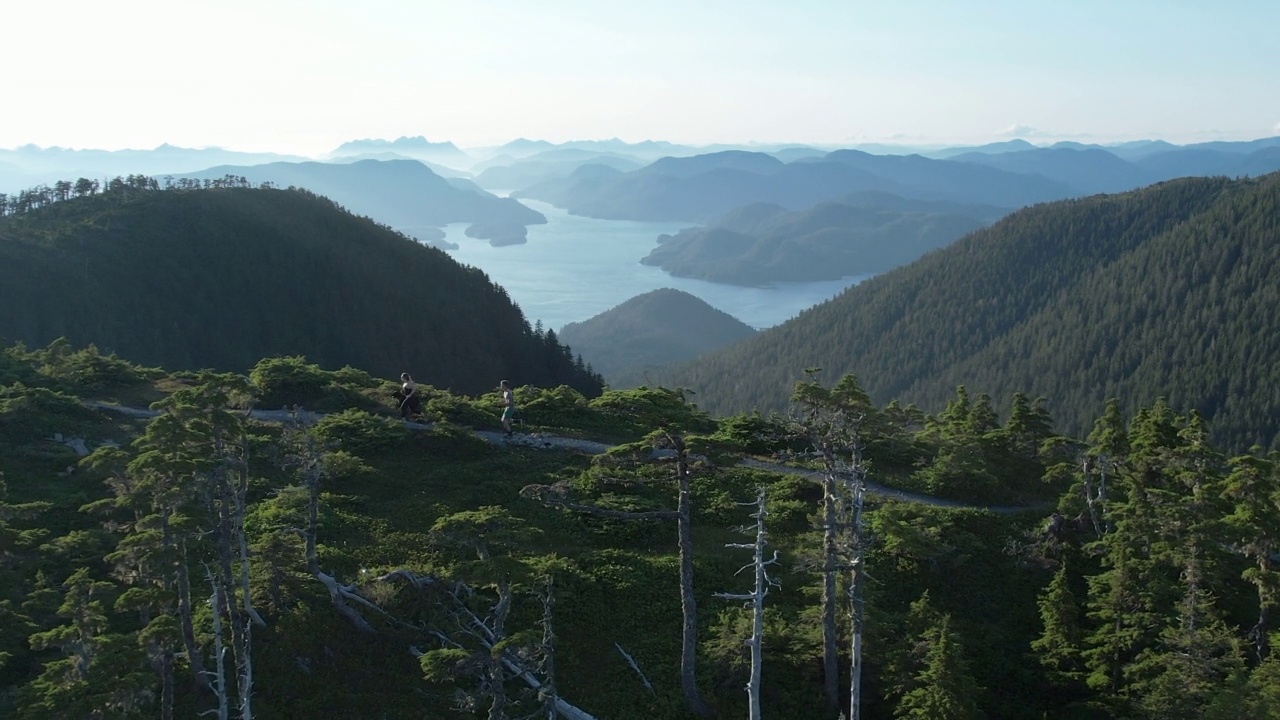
[471,150,643,191]
[328,152,471,179]
[512,149,1071,222]
[618,172,1280,450]
[8,134,1277,203]
[946,143,1280,196]
[510,139,1280,223]
[640,192,999,284]
[328,136,473,168]
[557,288,757,379]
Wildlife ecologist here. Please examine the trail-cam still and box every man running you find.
[499,380,515,437]
[399,372,423,420]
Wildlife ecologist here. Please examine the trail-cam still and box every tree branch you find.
[614,643,656,694]
[520,484,679,520]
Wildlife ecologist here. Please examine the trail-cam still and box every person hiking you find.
[499,380,515,436]
[399,372,423,420]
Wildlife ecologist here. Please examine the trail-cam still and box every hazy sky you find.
[6,0,1278,155]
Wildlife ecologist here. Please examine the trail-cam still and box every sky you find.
[5,0,1279,156]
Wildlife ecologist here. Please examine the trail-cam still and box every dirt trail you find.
[87,402,1046,513]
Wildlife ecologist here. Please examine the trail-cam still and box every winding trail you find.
[86,401,1046,514]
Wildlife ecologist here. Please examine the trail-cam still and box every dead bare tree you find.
[791,373,874,720]
[205,402,262,720]
[379,569,599,720]
[522,425,717,717]
[538,574,560,720]
[206,566,230,720]
[714,488,780,720]
[841,438,868,720]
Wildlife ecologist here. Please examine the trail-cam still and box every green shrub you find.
[312,409,410,454]
[0,383,101,442]
[423,389,496,428]
[251,356,332,408]
[29,339,160,392]
[0,344,40,386]
[518,385,597,432]
[706,412,790,454]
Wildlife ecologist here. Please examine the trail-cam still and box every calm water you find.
[433,199,867,332]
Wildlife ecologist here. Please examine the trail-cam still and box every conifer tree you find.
[1126,574,1244,720]
[894,614,981,720]
[1204,657,1280,719]
[1032,564,1084,682]
[1220,450,1280,662]
[1081,403,1178,702]
[22,568,153,719]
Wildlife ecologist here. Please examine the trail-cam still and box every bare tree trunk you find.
[212,423,259,720]
[160,649,174,720]
[159,508,175,720]
[675,442,715,718]
[846,470,866,720]
[1253,555,1273,662]
[305,456,319,572]
[748,506,765,720]
[523,428,711,716]
[715,489,777,720]
[540,576,559,720]
[488,579,512,720]
[744,490,769,720]
[213,470,245,712]
[177,542,211,694]
[209,571,230,720]
[820,446,840,715]
[233,483,256,720]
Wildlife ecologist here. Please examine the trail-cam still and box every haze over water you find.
[436,199,867,333]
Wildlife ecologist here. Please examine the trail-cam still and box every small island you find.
[465,222,529,247]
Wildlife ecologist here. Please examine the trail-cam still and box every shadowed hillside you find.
[0,181,600,398]
[557,288,757,379]
[641,195,994,284]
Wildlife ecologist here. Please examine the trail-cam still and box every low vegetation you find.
[2,340,1278,719]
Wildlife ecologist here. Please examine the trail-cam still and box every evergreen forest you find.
[626,173,1280,451]
[2,341,1280,719]
[0,177,601,399]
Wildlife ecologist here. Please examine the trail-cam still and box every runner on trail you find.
[500,380,515,437]
[399,372,423,420]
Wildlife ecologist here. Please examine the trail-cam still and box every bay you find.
[433,198,867,333]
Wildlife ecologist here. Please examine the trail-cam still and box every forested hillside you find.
[621,173,1280,450]
[0,177,600,398]
[641,197,990,284]
[558,288,757,378]
[3,344,1280,719]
